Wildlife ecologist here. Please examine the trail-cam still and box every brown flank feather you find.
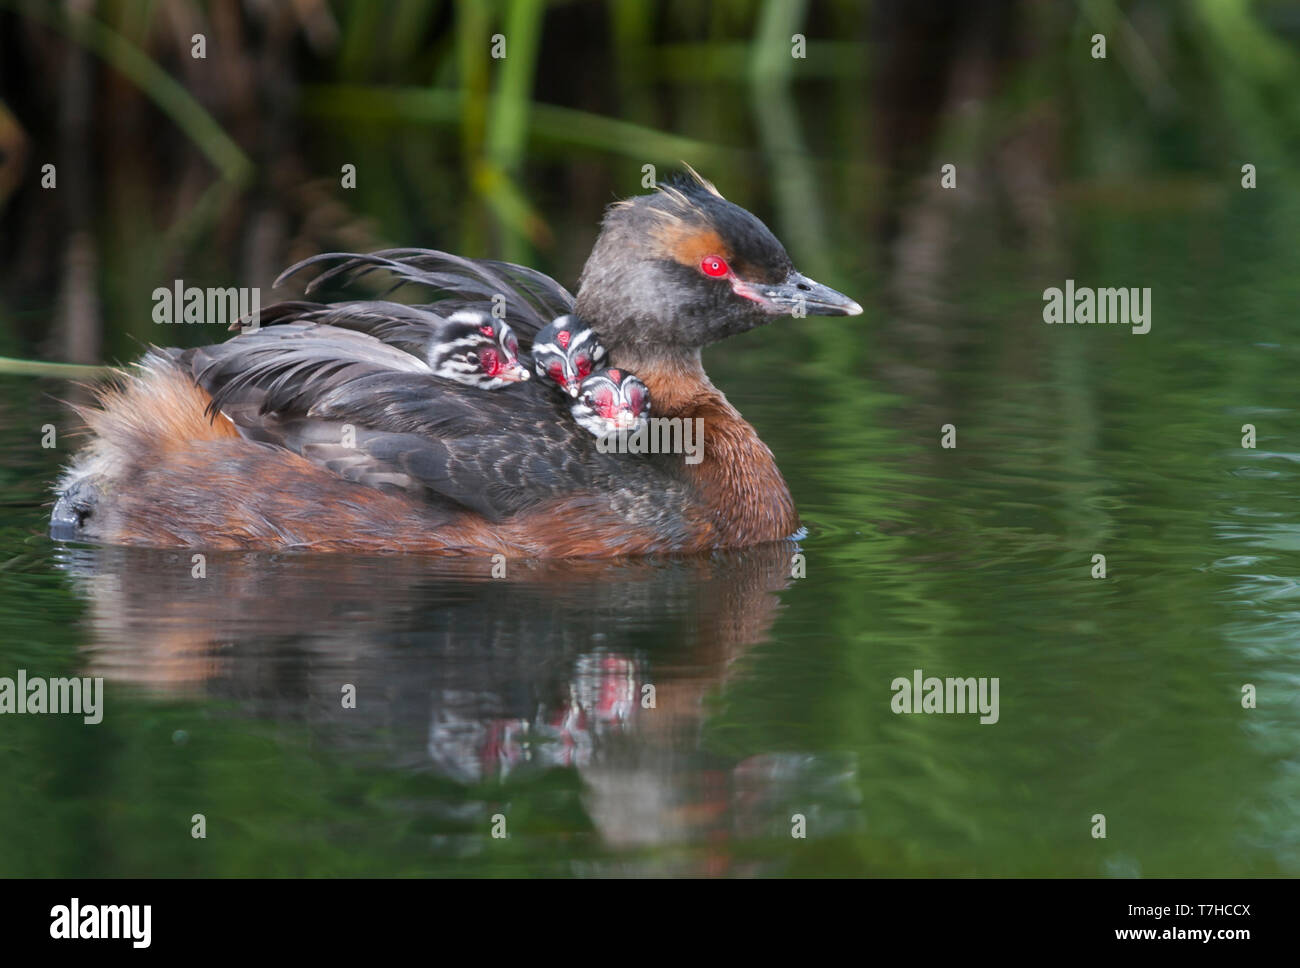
[57,354,730,556]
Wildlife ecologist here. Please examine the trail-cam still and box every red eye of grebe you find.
[700,255,729,278]
[575,356,592,379]
[479,325,495,338]
[627,386,646,413]
[479,347,500,375]
[548,362,566,386]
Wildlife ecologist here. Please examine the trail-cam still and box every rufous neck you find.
[610,348,799,545]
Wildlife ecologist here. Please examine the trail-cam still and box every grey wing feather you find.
[189,322,431,418]
[274,249,575,344]
[184,321,683,522]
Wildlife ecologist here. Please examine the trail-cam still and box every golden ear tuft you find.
[680,163,723,199]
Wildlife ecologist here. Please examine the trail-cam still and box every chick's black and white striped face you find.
[428,311,529,388]
[571,368,651,438]
[531,316,607,398]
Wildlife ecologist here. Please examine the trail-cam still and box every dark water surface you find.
[2,171,1298,876]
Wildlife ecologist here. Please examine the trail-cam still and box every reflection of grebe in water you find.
[54,543,862,870]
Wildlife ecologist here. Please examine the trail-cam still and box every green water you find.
[1,170,1297,876]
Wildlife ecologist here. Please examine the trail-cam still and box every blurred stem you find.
[1079,0,1177,112]
[749,0,805,82]
[0,357,109,378]
[472,161,551,251]
[8,0,252,185]
[455,0,492,253]
[1192,0,1291,82]
[748,0,829,275]
[161,179,245,256]
[338,0,384,80]
[486,0,544,173]
[1191,0,1300,168]
[389,0,440,74]
[485,0,546,261]
[303,84,740,167]
[611,0,655,119]
[659,41,862,80]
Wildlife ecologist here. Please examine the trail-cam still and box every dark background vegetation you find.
[2,0,1294,370]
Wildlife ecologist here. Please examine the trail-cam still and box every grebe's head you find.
[575,169,861,358]
[571,368,651,439]
[531,315,608,398]
[429,311,529,388]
